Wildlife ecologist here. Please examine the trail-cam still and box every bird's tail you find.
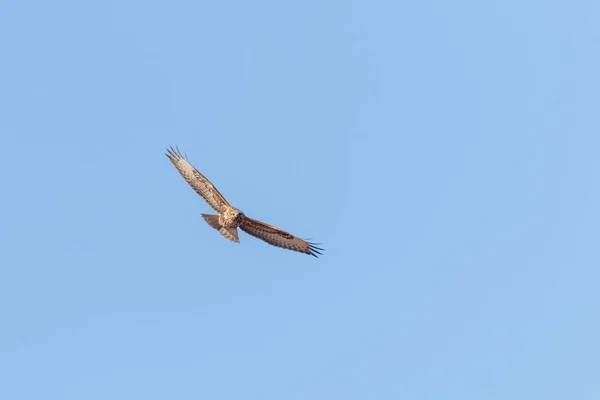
[202,214,221,230]
[219,227,239,243]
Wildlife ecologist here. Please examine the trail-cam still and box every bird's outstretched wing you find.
[166,146,230,212]
[240,217,323,257]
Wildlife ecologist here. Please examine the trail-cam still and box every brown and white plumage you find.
[239,218,323,256]
[166,146,323,257]
[166,147,229,213]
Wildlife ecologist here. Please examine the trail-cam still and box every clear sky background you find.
[1,0,599,399]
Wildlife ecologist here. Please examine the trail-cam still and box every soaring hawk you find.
[166,146,323,257]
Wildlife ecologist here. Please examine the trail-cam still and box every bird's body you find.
[166,146,323,257]
[219,206,245,228]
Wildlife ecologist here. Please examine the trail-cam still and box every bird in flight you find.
[166,146,323,257]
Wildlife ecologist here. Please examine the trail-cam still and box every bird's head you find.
[226,207,244,221]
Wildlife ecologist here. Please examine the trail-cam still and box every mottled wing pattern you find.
[166,146,230,212]
[240,217,323,257]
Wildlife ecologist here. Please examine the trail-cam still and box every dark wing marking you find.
[166,146,230,212]
[239,217,323,257]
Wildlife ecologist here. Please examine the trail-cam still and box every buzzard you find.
[166,146,323,257]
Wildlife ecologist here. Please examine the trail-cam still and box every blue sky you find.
[1,0,599,398]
